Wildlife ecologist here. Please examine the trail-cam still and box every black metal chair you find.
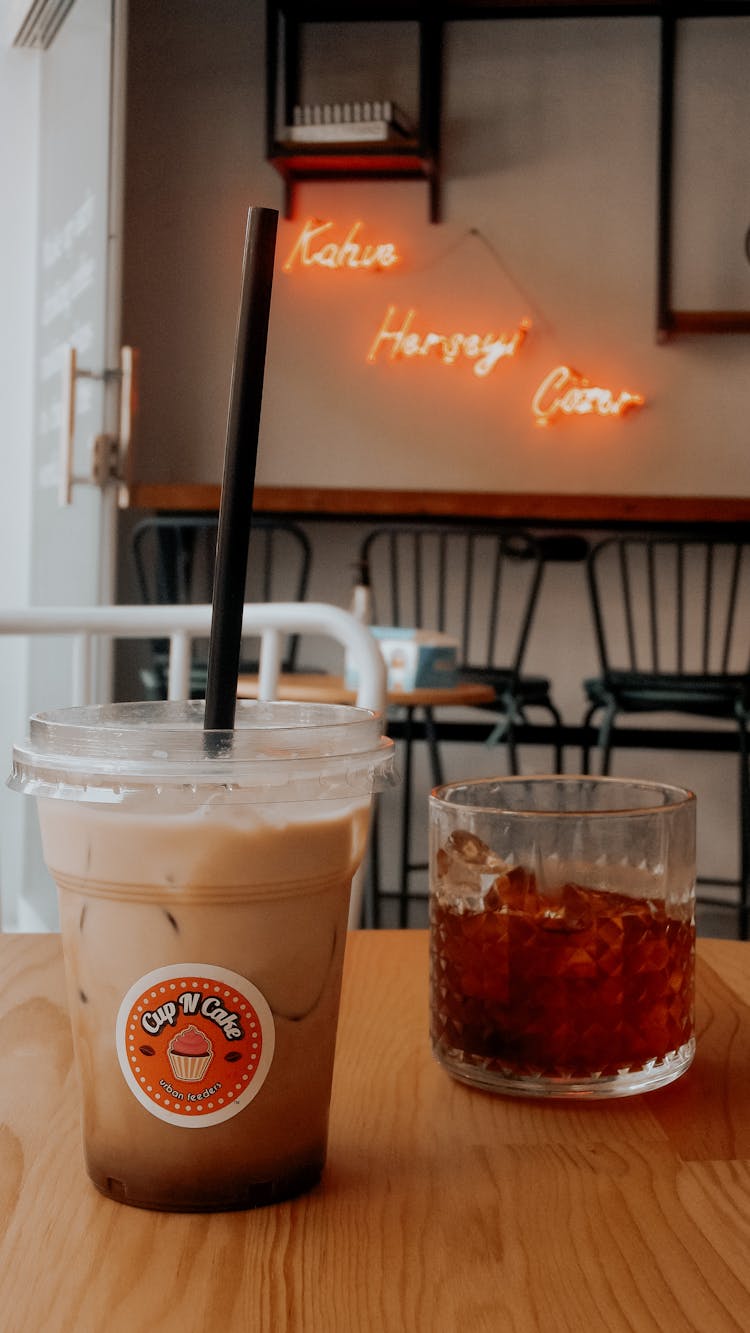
[582,532,750,938]
[360,523,564,925]
[130,514,312,698]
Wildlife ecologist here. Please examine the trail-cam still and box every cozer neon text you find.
[532,365,645,425]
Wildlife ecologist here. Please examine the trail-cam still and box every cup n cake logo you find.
[116,965,275,1128]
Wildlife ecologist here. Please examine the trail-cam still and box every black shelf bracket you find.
[656,10,750,341]
[266,3,443,224]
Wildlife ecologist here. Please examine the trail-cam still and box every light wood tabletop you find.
[1,930,749,1332]
[236,671,496,709]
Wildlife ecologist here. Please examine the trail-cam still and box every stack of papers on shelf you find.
[284,100,415,144]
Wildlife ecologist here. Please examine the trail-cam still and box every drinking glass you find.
[429,776,695,1098]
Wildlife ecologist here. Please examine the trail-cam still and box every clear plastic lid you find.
[9,700,396,804]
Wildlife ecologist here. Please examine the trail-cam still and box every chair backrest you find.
[360,524,545,674]
[587,534,750,678]
[0,603,386,710]
[131,514,312,672]
[131,514,312,604]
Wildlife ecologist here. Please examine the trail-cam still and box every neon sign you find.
[532,365,645,425]
[282,219,400,272]
[367,306,531,377]
[284,220,645,425]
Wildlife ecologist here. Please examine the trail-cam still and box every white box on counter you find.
[345,627,459,693]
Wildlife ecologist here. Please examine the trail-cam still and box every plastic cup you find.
[430,776,696,1099]
[10,700,394,1211]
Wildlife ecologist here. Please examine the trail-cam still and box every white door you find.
[2,0,126,929]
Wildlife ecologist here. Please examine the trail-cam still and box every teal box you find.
[345,627,458,692]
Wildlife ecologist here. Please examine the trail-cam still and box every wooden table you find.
[1,931,749,1332]
[236,670,495,711]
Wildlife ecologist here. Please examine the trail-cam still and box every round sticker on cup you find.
[116,964,275,1128]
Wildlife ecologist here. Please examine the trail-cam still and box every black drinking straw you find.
[204,205,279,733]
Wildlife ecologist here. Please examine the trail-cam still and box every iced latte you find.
[11,701,394,1210]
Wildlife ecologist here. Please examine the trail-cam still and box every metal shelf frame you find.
[265,2,750,333]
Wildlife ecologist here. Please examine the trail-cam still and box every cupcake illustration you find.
[167,1025,213,1082]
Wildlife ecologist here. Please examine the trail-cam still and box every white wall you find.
[114,5,749,938]
[121,6,750,497]
[0,34,38,926]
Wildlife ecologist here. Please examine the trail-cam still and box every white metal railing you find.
[0,601,386,711]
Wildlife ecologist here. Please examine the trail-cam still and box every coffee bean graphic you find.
[139,1044,156,1057]
[224,1051,242,1063]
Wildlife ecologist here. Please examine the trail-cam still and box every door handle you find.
[58,344,138,507]
[116,344,138,509]
[58,345,82,507]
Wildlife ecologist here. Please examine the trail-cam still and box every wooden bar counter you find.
[1,931,749,1331]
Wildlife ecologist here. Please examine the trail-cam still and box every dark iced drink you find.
[429,778,696,1098]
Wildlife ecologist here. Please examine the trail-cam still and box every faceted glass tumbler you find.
[429,776,696,1099]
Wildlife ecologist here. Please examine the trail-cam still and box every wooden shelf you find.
[269,141,434,177]
[127,484,750,527]
[660,311,750,338]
